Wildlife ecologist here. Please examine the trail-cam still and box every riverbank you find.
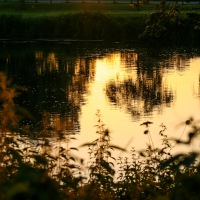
[0,2,153,17]
[0,12,146,41]
[0,3,200,42]
[1,2,200,17]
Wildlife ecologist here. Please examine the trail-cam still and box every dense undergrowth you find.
[0,12,145,41]
[0,3,200,42]
[1,65,200,200]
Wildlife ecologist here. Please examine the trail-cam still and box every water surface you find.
[1,41,200,159]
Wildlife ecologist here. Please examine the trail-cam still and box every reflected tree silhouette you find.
[105,49,192,119]
[0,43,96,134]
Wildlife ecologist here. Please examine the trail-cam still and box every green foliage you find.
[140,4,182,39]
[4,166,60,200]
[0,2,200,41]
[159,119,200,200]
[116,128,175,200]
[0,2,200,42]
[0,12,125,41]
[80,110,117,199]
[140,3,200,41]
[0,2,156,17]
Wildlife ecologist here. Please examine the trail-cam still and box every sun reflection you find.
[79,53,200,160]
[23,48,200,159]
[35,52,59,75]
[79,52,151,160]
[95,54,121,82]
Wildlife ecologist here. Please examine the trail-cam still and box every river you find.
[1,40,200,161]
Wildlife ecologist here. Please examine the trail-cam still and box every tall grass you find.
[0,6,200,42]
[0,2,200,17]
[0,2,157,17]
[0,12,146,41]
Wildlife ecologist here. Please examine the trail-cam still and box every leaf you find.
[188,132,196,142]
[111,156,116,160]
[70,147,78,151]
[69,157,76,162]
[101,160,115,175]
[60,153,67,159]
[140,121,153,127]
[109,162,115,167]
[159,154,184,169]
[29,150,38,154]
[79,143,96,147]
[179,153,198,167]
[23,147,30,151]
[59,147,65,153]
[109,145,127,152]
[138,150,145,157]
[67,164,77,169]
[70,137,77,140]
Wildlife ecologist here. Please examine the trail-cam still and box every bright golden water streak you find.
[76,55,200,159]
[34,51,200,159]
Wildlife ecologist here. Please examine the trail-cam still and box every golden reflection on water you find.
[3,43,200,169]
[33,50,200,160]
[77,55,200,160]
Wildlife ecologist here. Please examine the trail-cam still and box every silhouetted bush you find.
[140,4,200,42]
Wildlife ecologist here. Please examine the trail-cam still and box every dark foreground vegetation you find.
[0,2,200,42]
[1,65,200,200]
